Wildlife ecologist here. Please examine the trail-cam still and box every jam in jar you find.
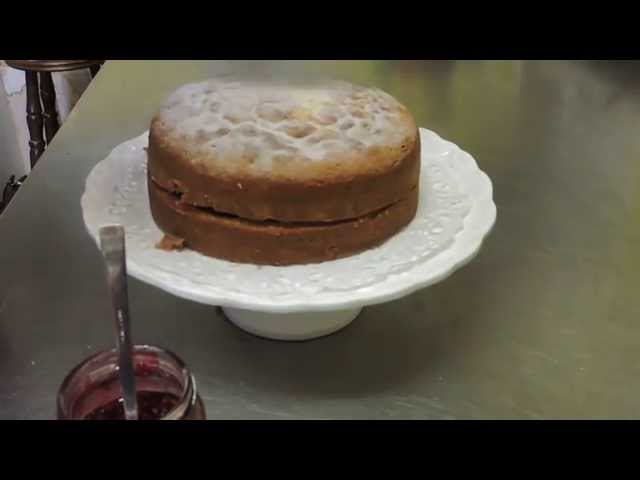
[57,345,206,420]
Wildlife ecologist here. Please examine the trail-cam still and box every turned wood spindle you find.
[6,60,105,169]
[39,72,60,145]
[25,71,45,168]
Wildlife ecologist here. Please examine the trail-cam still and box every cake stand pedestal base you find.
[222,307,363,341]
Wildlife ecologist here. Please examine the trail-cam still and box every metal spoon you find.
[99,225,138,420]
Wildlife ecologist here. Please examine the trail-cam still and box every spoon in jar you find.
[99,225,139,420]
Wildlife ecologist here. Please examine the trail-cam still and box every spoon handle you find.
[99,225,138,420]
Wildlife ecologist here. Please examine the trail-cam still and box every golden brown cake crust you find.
[147,77,421,265]
[148,179,419,266]
[148,127,420,222]
[146,77,420,222]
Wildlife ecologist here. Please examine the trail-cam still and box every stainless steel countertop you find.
[1,60,639,419]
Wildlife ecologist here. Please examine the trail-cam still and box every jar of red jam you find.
[57,345,206,420]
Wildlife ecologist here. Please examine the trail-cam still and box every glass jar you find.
[57,345,206,420]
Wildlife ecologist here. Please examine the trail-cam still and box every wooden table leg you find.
[25,71,45,168]
[39,72,60,145]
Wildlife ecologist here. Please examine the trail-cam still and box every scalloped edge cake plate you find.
[81,128,496,340]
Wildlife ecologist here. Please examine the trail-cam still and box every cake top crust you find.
[151,76,417,180]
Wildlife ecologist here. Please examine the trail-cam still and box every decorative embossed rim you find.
[81,128,496,313]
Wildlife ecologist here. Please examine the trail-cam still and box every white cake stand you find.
[81,128,496,341]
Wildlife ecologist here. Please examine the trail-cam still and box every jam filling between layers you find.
[151,177,417,229]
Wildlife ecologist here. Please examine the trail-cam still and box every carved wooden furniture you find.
[5,60,105,168]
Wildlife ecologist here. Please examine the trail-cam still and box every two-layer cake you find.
[147,76,420,265]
